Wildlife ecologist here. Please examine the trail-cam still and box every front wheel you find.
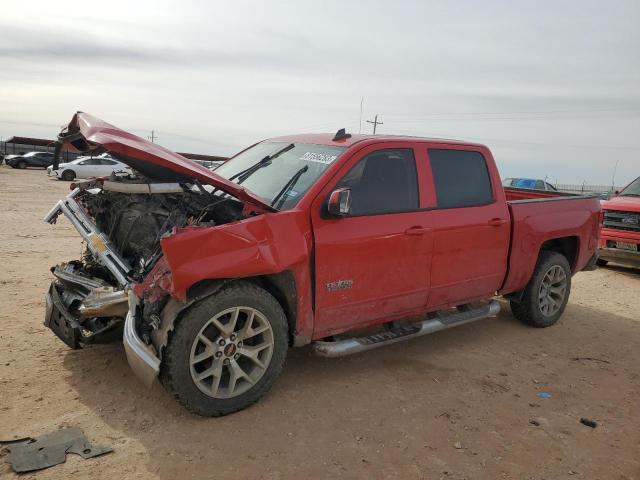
[61,170,76,181]
[510,251,571,328]
[17,161,27,169]
[160,282,288,416]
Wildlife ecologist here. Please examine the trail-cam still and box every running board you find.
[311,300,501,358]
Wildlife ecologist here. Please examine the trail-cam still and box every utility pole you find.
[366,114,383,134]
[148,130,157,143]
[611,158,620,191]
[359,97,364,134]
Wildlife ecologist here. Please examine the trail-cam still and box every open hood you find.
[57,112,274,212]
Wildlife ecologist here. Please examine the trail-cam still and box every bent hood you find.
[57,112,274,212]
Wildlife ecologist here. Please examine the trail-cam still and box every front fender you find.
[161,211,311,299]
[156,210,315,341]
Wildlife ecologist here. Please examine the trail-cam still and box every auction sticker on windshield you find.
[301,152,338,165]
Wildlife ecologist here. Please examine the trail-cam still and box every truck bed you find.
[500,187,601,295]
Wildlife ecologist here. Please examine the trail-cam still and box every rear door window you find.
[428,149,494,208]
[80,158,102,165]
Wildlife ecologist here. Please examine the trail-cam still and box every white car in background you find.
[48,153,131,181]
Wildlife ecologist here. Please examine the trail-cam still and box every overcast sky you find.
[1,0,639,184]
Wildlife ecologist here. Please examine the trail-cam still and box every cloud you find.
[0,0,639,183]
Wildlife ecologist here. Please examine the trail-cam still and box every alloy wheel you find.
[189,306,274,399]
[538,265,567,316]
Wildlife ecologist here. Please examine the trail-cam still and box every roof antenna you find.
[333,128,352,141]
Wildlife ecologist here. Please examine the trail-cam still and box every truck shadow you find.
[599,263,640,278]
[61,302,640,479]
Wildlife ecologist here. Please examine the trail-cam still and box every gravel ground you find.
[1,166,639,480]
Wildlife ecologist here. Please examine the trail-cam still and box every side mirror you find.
[614,190,620,195]
[327,188,352,217]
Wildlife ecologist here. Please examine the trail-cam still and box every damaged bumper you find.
[44,190,162,386]
[45,282,81,349]
[123,292,161,387]
[44,271,161,386]
[45,264,127,348]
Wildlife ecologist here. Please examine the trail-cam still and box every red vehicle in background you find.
[43,113,601,416]
[598,176,640,268]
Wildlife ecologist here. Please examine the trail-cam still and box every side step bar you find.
[311,300,501,358]
[44,188,132,286]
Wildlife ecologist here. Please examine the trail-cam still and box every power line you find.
[386,112,640,123]
[384,108,640,119]
[366,114,383,134]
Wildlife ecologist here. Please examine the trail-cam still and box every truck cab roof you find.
[268,133,486,149]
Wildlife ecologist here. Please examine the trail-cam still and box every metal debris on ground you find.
[0,427,112,473]
[571,357,611,364]
[580,418,598,428]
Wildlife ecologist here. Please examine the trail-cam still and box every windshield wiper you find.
[271,165,309,209]
[620,193,640,197]
[229,143,295,185]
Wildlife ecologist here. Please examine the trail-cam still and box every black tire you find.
[596,258,608,267]
[510,250,571,328]
[160,282,288,416]
[17,161,27,169]
[61,169,76,181]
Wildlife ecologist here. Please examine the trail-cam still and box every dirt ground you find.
[0,166,638,480]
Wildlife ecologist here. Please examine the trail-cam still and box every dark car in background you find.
[502,178,557,191]
[7,151,55,169]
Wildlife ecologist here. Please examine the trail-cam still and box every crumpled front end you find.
[43,176,248,386]
[44,187,162,384]
[45,262,128,349]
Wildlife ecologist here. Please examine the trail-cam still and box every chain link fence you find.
[553,183,620,195]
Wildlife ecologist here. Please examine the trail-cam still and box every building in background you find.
[1,136,228,167]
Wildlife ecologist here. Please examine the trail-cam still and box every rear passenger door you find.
[78,158,103,177]
[34,153,51,167]
[424,148,510,308]
[97,159,119,176]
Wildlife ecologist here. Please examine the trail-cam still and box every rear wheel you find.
[510,251,571,328]
[61,169,76,181]
[160,282,288,416]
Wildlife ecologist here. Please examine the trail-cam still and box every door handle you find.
[405,226,431,235]
[488,218,508,227]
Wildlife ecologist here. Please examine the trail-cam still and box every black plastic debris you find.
[580,417,598,428]
[0,427,112,473]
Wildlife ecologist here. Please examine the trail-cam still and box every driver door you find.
[310,144,433,338]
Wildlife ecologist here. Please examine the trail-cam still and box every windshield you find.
[620,177,640,196]
[215,142,346,210]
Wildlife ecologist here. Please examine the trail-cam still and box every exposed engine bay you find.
[77,177,244,280]
[44,172,246,349]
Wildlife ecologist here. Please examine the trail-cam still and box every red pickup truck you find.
[597,176,640,268]
[44,113,601,416]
